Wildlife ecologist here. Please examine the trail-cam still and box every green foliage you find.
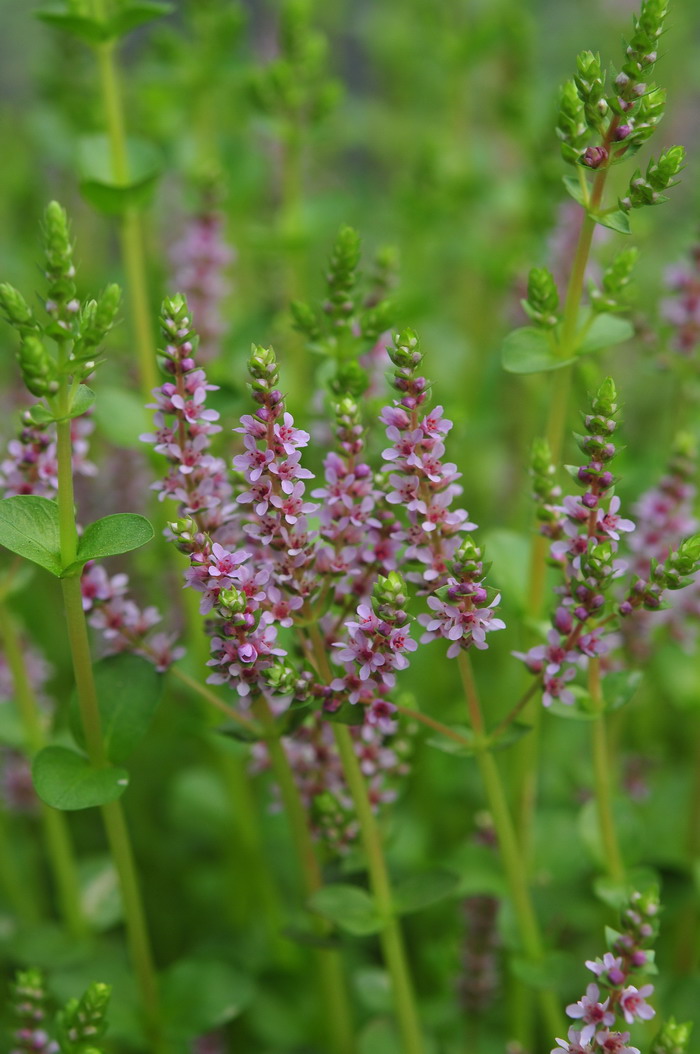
[32,746,129,810]
[309,884,384,936]
[69,655,163,765]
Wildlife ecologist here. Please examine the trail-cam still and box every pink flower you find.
[619,984,655,1025]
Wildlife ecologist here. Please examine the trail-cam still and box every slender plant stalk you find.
[457,652,562,1038]
[588,658,625,883]
[254,696,357,1054]
[306,625,424,1054]
[0,602,86,938]
[90,0,158,400]
[515,147,618,862]
[55,404,162,1049]
[0,804,41,925]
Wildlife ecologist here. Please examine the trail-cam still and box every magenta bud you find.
[574,606,589,621]
[618,97,634,112]
[582,145,609,169]
[591,594,605,610]
[582,492,598,509]
[615,72,630,90]
[619,600,634,616]
[599,472,614,488]
[181,357,196,372]
[608,967,625,986]
[614,124,633,141]
[631,951,647,967]
[553,607,573,634]
[633,82,646,96]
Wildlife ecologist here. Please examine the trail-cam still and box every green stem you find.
[306,626,423,1054]
[91,2,158,399]
[0,601,86,938]
[589,658,625,883]
[457,653,562,1038]
[56,397,162,1049]
[255,697,356,1054]
[515,155,616,867]
[0,805,40,924]
[333,724,424,1054]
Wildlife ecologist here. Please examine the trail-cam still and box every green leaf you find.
[36,7,110,44]
[502,327,575,374]
[281,925,340,950]
[0,496,62,576]
[511,951,570,989]
[64,384,95,421]
[107,1,174,40]
[94,386,149,447]
[308,884,383,936]
[79,855,122,931]
[481,528,530,612]
[70,655,163,765]
[27,387,94,425]
[487,721,532,751]
[576,313,634,355]
[323,701,365,725]
[604,670,643,711]
[593,209,631,234]
[394,869,460,915]
[77,135,163,215]
[594,868,659,911]
[161,959,254,1040]
[68,513,154,573]
[32,746,129,810]
[354,968,393,1013]
[426,724,474,757]
[562,173,588,207]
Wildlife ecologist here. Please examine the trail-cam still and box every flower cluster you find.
[0,637,52,814]
[660,245,700,356]
[329,573,418,732]
[553,889,659,1054]
[9,969,58,1054]
[0,412,95,498]
[419,537,505,657]
[625,437,700,653]
[516,380,635,705]
[80,562,184,672]
[253,710,411,851]
[170,210,234,361]
[147,305,504,846]
[141,295,233,538]
[379,329,474,586]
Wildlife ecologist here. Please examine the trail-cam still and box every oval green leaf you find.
[502,327,575,375]
[32,746,129,810]
[108,1,174,40]
[71,513,154,570]
[393,869,460,915]
[70,654,163,765]
[36,8,110,44]
[161,959,254,1041]
[592,209,631,235]
[94,385,149,447]
[308,884,383,936]
[78,135,163,215]
[576,313,634,355]
[0,496,62,576]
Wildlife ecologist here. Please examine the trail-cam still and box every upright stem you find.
[255,697,356,1054]
[588,658,625,883]
[0,601,86,937]
[90,0,158,399]
[55,405,162,1049]
[0,805,41,924]
[458,653,562,1038]
[306,625,424,1054]
[516,155,616,863]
